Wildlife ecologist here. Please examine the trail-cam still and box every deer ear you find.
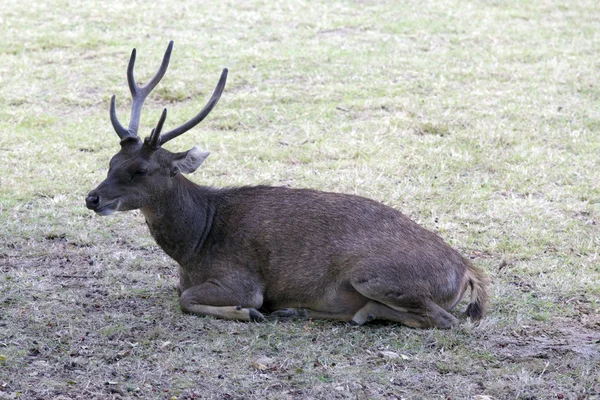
[171,146,210,177]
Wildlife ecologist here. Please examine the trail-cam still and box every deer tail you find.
[464,262,490,320]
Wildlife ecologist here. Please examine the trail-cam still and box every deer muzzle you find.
[85,194,100,209]
[85,191,119,216]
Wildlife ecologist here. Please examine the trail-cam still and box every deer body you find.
[143,182,477,326]
[86,42,489,328]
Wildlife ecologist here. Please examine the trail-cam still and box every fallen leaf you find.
[116,349,131,358]
[251,356,273,371]
[378,351,400,359]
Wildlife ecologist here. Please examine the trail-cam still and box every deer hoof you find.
[249,308,265,322]
[350,314,373,326]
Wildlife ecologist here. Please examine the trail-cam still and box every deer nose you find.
[85,195,99,210]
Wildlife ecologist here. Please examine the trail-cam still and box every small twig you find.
[538,361,550,379]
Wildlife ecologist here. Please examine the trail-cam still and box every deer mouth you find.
[95,201,119,216]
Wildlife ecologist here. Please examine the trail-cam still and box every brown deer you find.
[86,41,489,328]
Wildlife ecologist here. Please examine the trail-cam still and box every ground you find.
[1,0,599,399]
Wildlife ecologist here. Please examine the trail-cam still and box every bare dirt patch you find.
[1,239,599,399]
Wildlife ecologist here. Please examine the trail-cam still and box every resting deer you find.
[86,41,489,328]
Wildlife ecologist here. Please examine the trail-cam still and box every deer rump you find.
[86,41,489,328]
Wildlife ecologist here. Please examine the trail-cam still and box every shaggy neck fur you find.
[141,175,215,265]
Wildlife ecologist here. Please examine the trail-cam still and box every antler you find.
[110,41,174,141]
[153,67,228,148]
[111,41,228,148]
[146,108,168,149]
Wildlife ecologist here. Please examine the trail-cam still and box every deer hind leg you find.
[179,282,265,322]
[351,277,458,328]
[350,299,457,329]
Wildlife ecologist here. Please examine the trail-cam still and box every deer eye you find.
[129,169,148,181]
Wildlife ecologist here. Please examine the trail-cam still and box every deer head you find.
[85,41,227,215]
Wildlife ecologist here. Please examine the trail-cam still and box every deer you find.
[85,41,490,329]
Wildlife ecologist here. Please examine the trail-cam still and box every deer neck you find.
[140,175,214,265]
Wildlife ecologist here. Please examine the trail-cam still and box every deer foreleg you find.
[179,282,265,322]
[271,308,355,322]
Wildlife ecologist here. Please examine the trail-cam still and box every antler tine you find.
[146,108,168,150]
[157,68,228,147]
[126,48,138,99]
[126,41,174,137]
[110,95,130,140]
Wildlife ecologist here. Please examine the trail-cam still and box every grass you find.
[1,0,599,398]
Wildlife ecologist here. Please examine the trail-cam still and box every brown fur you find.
[85,42,490,328]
